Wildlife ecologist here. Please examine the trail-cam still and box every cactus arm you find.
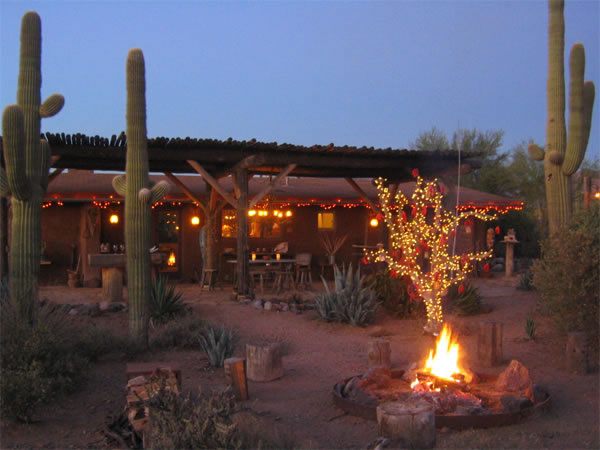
[580,81,595,156]
[528,143,545,161]
[39,93,64,118]
[2,105,31,201]
[112,174,127,196]
[0,168,11,197]
[39,139,51,191]
[149,180,169,204]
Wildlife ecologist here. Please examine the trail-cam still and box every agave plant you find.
[199,324,235,368]
[517,271,535,291]
[150,274,185,325]
[525,318,537,341]
[449,281,482,316]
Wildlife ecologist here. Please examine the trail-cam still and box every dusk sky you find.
[1,0,598,163]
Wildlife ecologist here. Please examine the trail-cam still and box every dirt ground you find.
[1,276,599,449]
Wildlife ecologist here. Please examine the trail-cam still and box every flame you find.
[167,251,176,267]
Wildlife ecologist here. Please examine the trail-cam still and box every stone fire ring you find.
[332,370,552,430]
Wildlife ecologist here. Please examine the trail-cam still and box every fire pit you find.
[333,325,551,429]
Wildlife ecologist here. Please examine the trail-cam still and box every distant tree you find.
[409,126,450,151]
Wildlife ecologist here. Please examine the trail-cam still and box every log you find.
[102,267,123,303]
[477,321,503,367]
[368,339,391,369]
[376,399,435,449]
[566,332,589,375]
[246,343,283,382]
[224,357,249,400]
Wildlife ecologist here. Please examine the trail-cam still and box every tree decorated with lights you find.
[365,170,496,334]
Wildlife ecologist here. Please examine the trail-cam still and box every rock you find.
[251,299,264,309]
[99,301,110,311]
[495,360,534,400]
[360,367,393,389]
[500,395,533,412]
[239,298,251,305]
[89,303,101,317]
[492,263,504,273]
[280,302,289,312]
[289,303,298,313]
[532,384,549,403]
[68,308,78,316]
[263,301,273,311]
[343,376,361,396]
[303,302,316,310]
[107,302,126,313]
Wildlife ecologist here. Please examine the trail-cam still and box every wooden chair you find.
[272,263,296,293]
[295,253,312,288]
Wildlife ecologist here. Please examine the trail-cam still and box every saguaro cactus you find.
[112,49,169,347]
[0,11,64,321]
[528,0,595,235]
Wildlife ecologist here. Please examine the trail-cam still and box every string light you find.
[364,174,497,333]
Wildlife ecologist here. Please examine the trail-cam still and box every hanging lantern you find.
[369,217,379,227]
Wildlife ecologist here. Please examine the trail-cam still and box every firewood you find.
[376,399,435,449]
[246,343,284,382]
[416,372,469,392]
[224,357,249,401]
[477,321,503,367]
[367,339,391,369]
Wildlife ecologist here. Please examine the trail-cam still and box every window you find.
[318,212,335,230]
[221,209,284,238]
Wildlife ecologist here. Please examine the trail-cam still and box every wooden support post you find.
[477,321,503,367]
[368,339,391,369]
[102,267,123,303]
[566,332,589,375]
[79,204,102,287]
[224,357,249,400]
[246,343,283,382]
[376,399,436,449]
[234,168,249,297]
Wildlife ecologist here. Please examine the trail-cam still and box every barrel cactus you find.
[528,0,595,235]
[0,11,64,322]
[112,49,169,347]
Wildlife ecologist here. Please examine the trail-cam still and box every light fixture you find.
[595,191,600,200]
[109,214,119,224]
[370,218,379,227]
[191,216,200,225]
[248,210,256,217]
[285,210,292,217]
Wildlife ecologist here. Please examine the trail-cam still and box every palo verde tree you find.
[0,11,64,322]
[112,49,169,347]
[365,170,496,334]
[528,0,595,235]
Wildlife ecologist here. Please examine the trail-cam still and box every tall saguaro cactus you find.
[529,0,595,235]
[0,11,64,321]
[112,49,169,347]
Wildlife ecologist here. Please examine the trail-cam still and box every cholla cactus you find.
[1,12,64,321]
[112,49,169,347]
[528,0,595,235]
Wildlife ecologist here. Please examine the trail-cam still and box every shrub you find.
[448,281,482,316]
[151,316,207,349]
[150,274,185,325]
[364,270,414,318]
[199,324,236,368]
[525,318,537,340]
[531,205,599,342]
[314,264,378,327]
[517,270,535,291]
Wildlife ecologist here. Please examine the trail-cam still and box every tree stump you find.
[224,357,249,400]
[368,339,391,368]
[102,267,123,303]
[477,320,503,367]
[376,399,435,449]
[246,343,283,382]
[566,332,589,375]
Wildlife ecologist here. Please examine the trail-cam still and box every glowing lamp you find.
[251,253,256,261]
[285,210,292,217]
[248,210,256,216]
[167,251,176,267]
[109,214,119,224]
[369,218,379,227]
[191,216,200,225]
[595,192,600,200]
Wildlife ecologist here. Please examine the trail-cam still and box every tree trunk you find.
[246,343,283,382]
[235,169,249,296]
[224,357,249,400]
[478,321,503,367]
[368,339,391,368]
[376,399,436,449]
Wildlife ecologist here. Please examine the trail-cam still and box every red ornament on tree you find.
[411,206,417,217]
[401,211,408,222]
[412,168,419,178]
[483,263,490,272]
[458,284,465,295]
[362,257,369,265]
[495,226,501,235]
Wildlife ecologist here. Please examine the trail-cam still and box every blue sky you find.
[1,0,598,162]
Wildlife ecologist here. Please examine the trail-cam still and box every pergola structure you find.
[2,132,480,296]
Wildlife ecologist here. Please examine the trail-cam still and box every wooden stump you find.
[566,332,589,375]
[368,339,391,368]
[224,357,249,400]
[477,320,503,367]
[102,267,123,303]
[376,399,435,449]
[246,343,283,382]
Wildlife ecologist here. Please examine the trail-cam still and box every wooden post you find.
[566,332,589,375]
[234,168,249,296]
[102,267,123,303]
[477,321,503,367]
[368,339,391,368]
[246,343,283,382]
[79,204,101,287]
[505,242,515,277]
[376,399,436,449]
[224,357,249,400]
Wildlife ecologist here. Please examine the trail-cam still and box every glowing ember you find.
[167,251,176,267]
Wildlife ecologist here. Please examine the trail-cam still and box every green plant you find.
[314,264,378,327]
[528,0,595,235]
[517,270,535,291]
[150,274,185,325]
[199,324,235,368]
[532,204,599,342]
[364,270,414,318]
[525,318,537,340]
[0,12,64,322]
[448,282,482,316]
[112,49,169,347]
[151,316,207,349]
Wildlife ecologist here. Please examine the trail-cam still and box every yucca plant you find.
[150,274,185,325]
[525,318,537,340]
[449,281,482,316]
[199,324,235,368]
[314,264,378,326]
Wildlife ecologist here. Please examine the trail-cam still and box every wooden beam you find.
[164,172,207,214]
[187,160,238,208]
[229,154,266,173]
[234,168,250,296]
[47,167,65,185]
[249,164,297,209]
[344,177,381,215]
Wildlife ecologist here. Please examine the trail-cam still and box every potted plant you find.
[319,232,348,265]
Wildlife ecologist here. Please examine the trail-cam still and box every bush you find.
[517,270,535,291]
[492,209,541,259]
[199,324,236,368]
[448,281,482,316]
[532,205,599,342]
[314,264,378,327]
[150,274,185,325]
[151,316,207,349]
[364,270,414,318]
